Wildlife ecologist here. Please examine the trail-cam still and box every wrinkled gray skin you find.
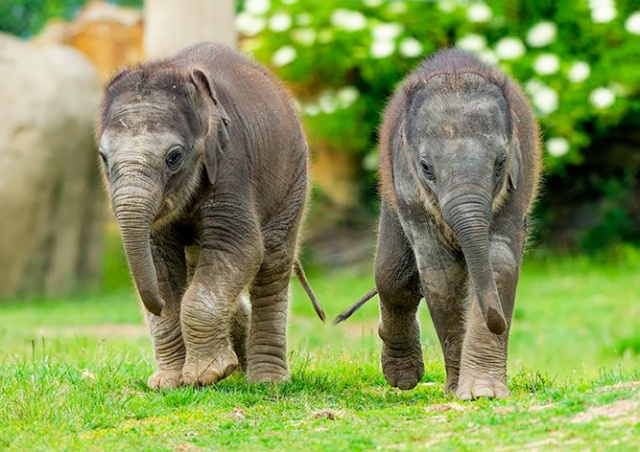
[375,49,542,399]
[97,43,309,388]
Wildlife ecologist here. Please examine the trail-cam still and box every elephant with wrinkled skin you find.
[97,42,323,389]
[338,49,542,400]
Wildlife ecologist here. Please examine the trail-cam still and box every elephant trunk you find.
[441,187,507,335]
[112,180,165,316]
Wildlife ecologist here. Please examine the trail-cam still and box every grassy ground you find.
[1,240,639,450]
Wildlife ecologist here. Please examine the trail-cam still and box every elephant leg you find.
[230,290,250,373]
[376,204,423,390]
[247,191,305,383]
[419,256,467,395]
[456,230,523,400]
[146,236,187,390]
[247,252,293,383]
[180,215,262,386]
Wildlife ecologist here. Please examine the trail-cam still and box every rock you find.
[0,33,103,299]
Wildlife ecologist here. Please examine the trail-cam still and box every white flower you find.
[244,0,270,15]
[337,86,360,107]
[269,12,292,32]
[318,90,339,114]
[363,151,379,171]
[525,78,545,96]
[526,22,557,47]
[331,9,367,31]
[439,1,456,13]
[589,87,615,108]
[467,3,492,23]
[567,61,590,83]
[546,137,570,157]
[532,85,559,114]
[533,53,560,75]
[589,0,617,23]
[235,13,266,37]
[387,2,408,15]
[271,46,296,67]
[495,37,525,60]
[303,104,320,117]
[371,41,395,58]
[625,11,640,34]
[296,13,312,26]
[399,38,423,58]
[456,33,487,52]
[291,28,316,46]
[364,0,383,6]
[479,49,498,65]
[372,23,404,42]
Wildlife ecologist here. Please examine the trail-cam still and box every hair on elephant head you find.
[96,63,230,315]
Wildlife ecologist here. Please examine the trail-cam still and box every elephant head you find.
[402,73,522,335]
[97,65,230,315]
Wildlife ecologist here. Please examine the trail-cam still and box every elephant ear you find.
[509,110,523,190]
[190,68,230,185]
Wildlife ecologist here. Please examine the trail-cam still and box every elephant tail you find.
[293,260,326,322]
[333,287,378,325]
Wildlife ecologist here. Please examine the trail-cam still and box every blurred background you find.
[0,1,639,377]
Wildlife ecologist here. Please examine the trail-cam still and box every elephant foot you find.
[455,370,510,400]
[380,342,424,390]
[444,374,459,395]
[147,369,183,390]
[247,361,289,383]
[181,345,238,386]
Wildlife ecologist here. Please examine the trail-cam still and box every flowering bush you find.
[237,0,640,175]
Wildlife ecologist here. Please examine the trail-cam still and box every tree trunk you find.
[144,0,236,59]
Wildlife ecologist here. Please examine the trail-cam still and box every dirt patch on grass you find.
[36,324,147,338]
[595,381,640,393]
[426,402,471,413]
[571,399,640,424]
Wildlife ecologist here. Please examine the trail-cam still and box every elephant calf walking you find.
[97,42,323,389]
[337,49,542,400]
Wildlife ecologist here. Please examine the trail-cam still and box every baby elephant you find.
[97,42,324,389]
[337,49,542,399]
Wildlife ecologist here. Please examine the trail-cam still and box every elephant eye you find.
[165,147,184,171]
[420,158,436,181]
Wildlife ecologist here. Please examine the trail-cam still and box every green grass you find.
[1,240,640,450]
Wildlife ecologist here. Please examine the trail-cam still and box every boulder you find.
[0,33,103,299]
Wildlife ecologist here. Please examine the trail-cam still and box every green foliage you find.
[577,170,639,249]
[0,0,142,37]
[238,0,640,174]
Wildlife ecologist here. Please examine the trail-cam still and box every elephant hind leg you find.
[247,243,293,383]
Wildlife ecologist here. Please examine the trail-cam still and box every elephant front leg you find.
[147,239,187,390]
[421,268,467,395]
[376,205,424,390]
[456,234,522,400]
[180,246,260,386]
